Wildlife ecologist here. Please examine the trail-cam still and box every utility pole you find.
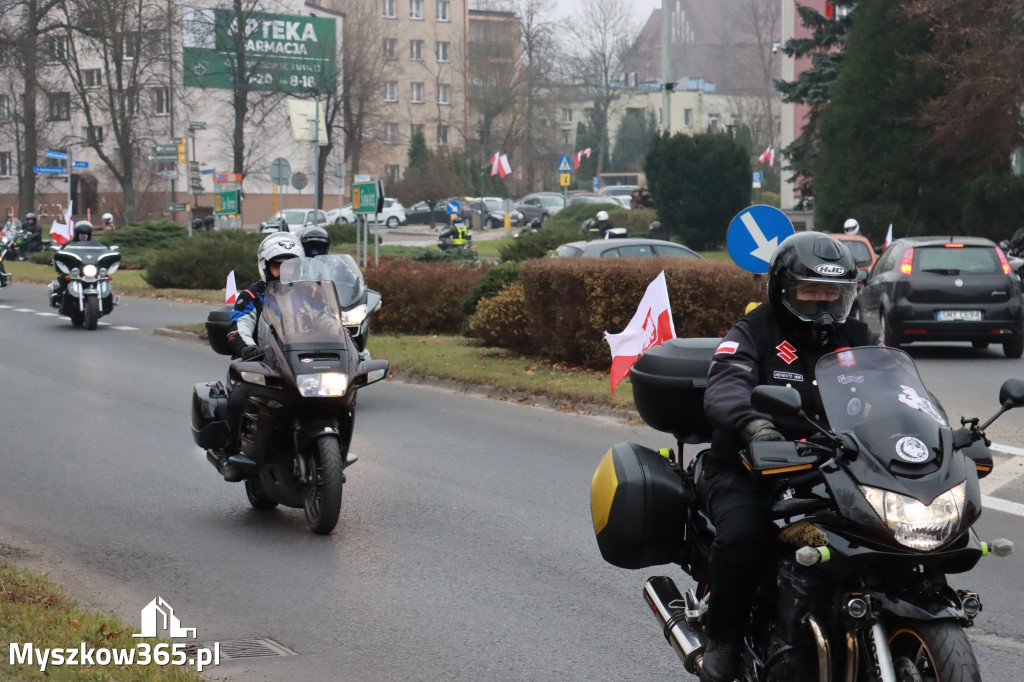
[661,0,672,133]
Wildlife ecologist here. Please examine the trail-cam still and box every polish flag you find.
[604,271,676,394]
[225,270,237,305]
[573,152,581,170]
[490,152,501,177]
[49,200,74,245]
[884,224,893,249]
[497,153,511,179]
[759,146,773,164]
[769,147,776,168]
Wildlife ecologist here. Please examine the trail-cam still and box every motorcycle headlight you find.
[297,372,349,397]
[82,264,98,278]
[341,304,368,326]
[860,482,967,551]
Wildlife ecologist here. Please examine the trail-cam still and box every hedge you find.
[143,230,263,288]
[363,257,485,334]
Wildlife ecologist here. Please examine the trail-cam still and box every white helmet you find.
[257,232,303,282]
[102,212,113,223]
[596,210,609,222]
[843,218,860,235]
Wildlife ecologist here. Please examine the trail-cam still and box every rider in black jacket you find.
[699,231,880,681]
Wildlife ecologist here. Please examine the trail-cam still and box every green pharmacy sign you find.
[182,7,337,94]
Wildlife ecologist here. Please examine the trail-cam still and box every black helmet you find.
[25,212,37,224]
[530,218,542,229]
[768,231,858,340]
[300,225,330,256]
[203,215,215,229]
[72,220,94,241]
[191,218,202,230]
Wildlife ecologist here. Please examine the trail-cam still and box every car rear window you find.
[652,244,700,258]
[555,245,584,257]
[917,246,998,274]
[842,240,874,267]
[541,196,563,207]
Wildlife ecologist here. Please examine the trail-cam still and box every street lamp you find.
[477,114,488,230]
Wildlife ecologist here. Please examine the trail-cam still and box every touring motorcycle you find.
[49,241,121,329]
[0,227,15,289]
[193,259,388,534]
[591,341,1023,681]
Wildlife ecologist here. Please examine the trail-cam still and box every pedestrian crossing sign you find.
[558,156,572,172]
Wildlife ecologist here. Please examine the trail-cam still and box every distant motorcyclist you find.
[592,210,613,235]
[1006,227,1024,255]
[203,215,216,231]
[300,226,331,257]
[48,221,99,307]
[100,212,115,231]
[438,217,470,250]
[646,220,668,240]
[843,218,860,236]
[191,218,203,233]
[22,212,42,252]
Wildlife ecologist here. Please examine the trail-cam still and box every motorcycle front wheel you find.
[303,434,344,534]
[84,295,100,330]
[886,619,980,682]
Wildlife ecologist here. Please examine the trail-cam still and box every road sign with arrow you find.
[726,205,795,274]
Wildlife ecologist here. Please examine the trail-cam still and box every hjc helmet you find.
[768,231,858,341]
[596,210,609,222]
[102,212,113,223]
[72,220,94,241]
[843,218,860,235]
[300,226,331,257]
[257,232,303,282]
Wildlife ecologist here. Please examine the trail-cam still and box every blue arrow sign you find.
[726,205,795,274]
[445,200,460,216]
[200,168,215,175]
[45,150,68,160]
[557,156,572,172]
[72,161,88,169]
[33,166,66,174]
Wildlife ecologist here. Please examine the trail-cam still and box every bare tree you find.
[565,0,641,176]
[514,0,560,192]
[735,0,781,151]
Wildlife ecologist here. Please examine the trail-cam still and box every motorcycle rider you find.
[101,212,115,231]
[300,225,331,257]
[22,212,42,252]
[49,221,98,307]
[203,214,216,231]
[699,231,879,681]
[592,210,613,236]
[843,217,860,235]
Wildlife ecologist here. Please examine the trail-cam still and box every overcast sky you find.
[552,0,658,28]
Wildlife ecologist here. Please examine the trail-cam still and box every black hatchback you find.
[857,236,1024,357]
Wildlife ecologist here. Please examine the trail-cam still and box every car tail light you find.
[899,247,915,275]
[996,247,1012,276]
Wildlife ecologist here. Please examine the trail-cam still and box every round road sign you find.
[270,158,291,186]
[291,172,308,190]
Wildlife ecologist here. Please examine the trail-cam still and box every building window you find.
[683,108,693,128]
[410,82,423,103]
[436,41,448,62]
[437,124,448,146]
[48,37,69,63]
[0,151,12,177]
[0,94,9,121]
[383,37,397,59]
[411,123,424,138]
[382,0,395,18]
[707,113,719,133]
[48,92,70,121]
[124,36,137,60]
[410,0,422,19]
[437,83,450,104]
[83,126,104,144]
[409,40,423,60]
[384,122,397,144]
[383,81,397,102]
[154,87,170,115]
[386,164,400,182]
[561,108,572,124]
[436,0,449,21]
[83,69,102,87]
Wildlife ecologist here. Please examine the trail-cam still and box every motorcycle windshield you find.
[280,255,364,308]
[816,346,947,460]
[259,279,346,347]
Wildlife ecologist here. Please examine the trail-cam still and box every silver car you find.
[554,237,702,259]
[515,192,566,223]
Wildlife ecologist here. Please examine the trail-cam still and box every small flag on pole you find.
[49,200,73,245]
[225,270,237,305]
[884,224,893,249]
[497,153,511,179]
[603,271,676,394]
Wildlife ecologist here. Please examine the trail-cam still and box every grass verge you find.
[0,563,204,681]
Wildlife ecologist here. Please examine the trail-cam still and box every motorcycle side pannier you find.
[191,382,230,449]
[590,443,693,569]
[205,306,234,356]
[629,338,719,443]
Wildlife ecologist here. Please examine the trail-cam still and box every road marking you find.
[992,442,1024,457]
[0,305,137,330]
[0,304,11,309]
[982,495,1024,518]
[14,307,34,312]
[35,312,60,317]
[109,325,138,331]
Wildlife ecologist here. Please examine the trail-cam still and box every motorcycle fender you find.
[295,419,343,454]
[874,583,968,622]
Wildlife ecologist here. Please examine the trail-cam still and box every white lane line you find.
[35,312,60,317]
[0,304,11,309]
[13,308,34,312]
[982,495,1024,518]
[992,442,1024,457]
[109,325,138,331]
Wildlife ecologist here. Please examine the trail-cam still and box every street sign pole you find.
[66,146,73,222]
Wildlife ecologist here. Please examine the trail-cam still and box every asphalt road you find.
[1,285,1024,680]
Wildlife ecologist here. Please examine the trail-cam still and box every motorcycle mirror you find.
[751,385,803,416]
[366,289,382,313]
[998,378,1024,407]
[354,358,389,388]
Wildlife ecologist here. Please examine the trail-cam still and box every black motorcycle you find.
[0,226,15,289]
[194,259,389,534]
[49,241,121,329]
[591,341,1023,681]
[438,222,473,251]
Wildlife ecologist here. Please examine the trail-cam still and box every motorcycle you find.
[438,222,473,251]
[49,241,121,329]
[193,258,389,534]
[1,222,30,262]
[998,238,1024,284]
[0,228,15,289]
[591,341,1024,681]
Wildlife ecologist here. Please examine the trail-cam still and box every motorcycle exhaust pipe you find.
[643,576,706,675]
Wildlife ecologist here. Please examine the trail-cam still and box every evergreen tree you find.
[644,132,750,250]
[611,111,658,172]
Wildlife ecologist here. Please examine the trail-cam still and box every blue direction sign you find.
[45,150,68,160]
[445,200,460,216]
[558,156,572,172]
[72,161,88,169]
[200,168,215,175]
[726,204,795,274]
[33,166,65,174]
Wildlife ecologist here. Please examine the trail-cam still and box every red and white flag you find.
[603,271,676,394]
[759,146,774,165]
[49,201,73,245]
[497,153,511,179]
[225,270,237,305]
[769,147,776,168]
[884,223,893,249]
[490,152,500,177]
[573,147,592,170]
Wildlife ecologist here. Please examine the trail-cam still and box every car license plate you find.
[936,310,982,321]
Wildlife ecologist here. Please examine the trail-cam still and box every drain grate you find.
[186,638,297,661]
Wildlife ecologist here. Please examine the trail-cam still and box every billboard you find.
[182,7,337,94]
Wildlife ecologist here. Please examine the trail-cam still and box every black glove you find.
[240,345,263,361]
[740,419,784,444]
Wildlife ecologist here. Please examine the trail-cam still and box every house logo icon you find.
[133,597,197,638]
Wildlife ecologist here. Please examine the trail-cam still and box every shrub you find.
[498,223,578,262]
[462,260,521,316]
[363,258,484,334]
[94,220,188,269]
[28,250,53,265]
[469,283,531,350]
[143,230,263,289]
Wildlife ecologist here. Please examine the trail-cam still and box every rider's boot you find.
[701,638,741,682]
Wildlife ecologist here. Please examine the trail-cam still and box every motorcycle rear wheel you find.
[303,434,344,535]
[886,619,980,682]
[244,479,279,510]
[85,296,99,330]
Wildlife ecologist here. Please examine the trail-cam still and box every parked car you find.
[554,237,703,260]
[515,192,566,224]
[406,198,470,225]
[468,197,524,229]
[259,208,329,234]
[566,192,619,206]
[835,233,878,275]
[856,236,1024,357]
[328,197,408,228]
[598,184,638,199]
